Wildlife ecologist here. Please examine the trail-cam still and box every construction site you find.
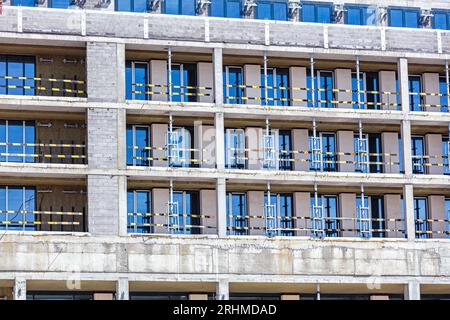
[0,0,449,300]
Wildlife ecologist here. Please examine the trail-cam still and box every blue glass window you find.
[352,72,380,110]
[388,8,420,28]
[411,136,425,174]
[311,195,339,237]
[309,132,336,172]
[302,2,332,23]
[0,120,35,164]
[356,196,385,238]
[439,76,448,112]
[49,0,72,9]
[224,66,243,104]
[170,63,197,103]
[125,61,149,100]
[225,128,245,169]
[256,1,288,21]
[116,0,148,12]
[445,198,450,238]
[211,0,242,18]
[354,133,382,174]
[0,55,35,96]
[278,130,291,171]
[345,5,377,26]
[0,186,36,231]
[127,190,152,234]
[168,127,193,167]
[414,197,429,239]
[409,75,422,111]
[126,125,150,166]
[226,192,247,235]
[443,136,449,175]
[261,68,290,106]
[433,10,450,30]
[265,193,293,236]
[164,0,196,16]
[172,191,200,235]
[306,71,334,108]
[11,0,37,6]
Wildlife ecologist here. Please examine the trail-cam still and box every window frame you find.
[127,189,152,234]
[163,0,197,16]
[256,0,289,21]
[414,196,429,239]
[226,192,247,236]
[210,0,243,18]
[388,7,421,29]
[0,185,36,231]
[301,1,334,24]
[126,124,151,167]
[432,9,450,30]
[344,4,377,26]
[225,128,246,169]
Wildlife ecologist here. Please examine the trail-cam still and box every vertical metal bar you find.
[356,56,362,109]
[168,47,173,102]
[310,56,316,108]
[316,282,321,300]
[264,52,268,106]
[168,113,173,168]
[446,60,450,111]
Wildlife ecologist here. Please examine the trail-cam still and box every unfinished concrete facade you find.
[0,0,449,300]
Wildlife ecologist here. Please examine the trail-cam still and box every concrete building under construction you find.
[0,0,449,300]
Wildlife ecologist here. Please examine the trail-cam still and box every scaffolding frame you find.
[311,119,323,171]
[264,183,278,237]
[167,179,179,234]
[357,184,371,239]
[311,184,325,238]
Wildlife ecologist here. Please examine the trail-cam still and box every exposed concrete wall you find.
[150,60,168,102]
[197,62,214,103]
[381,132,400,174]
[200,189,217,235]
[339,193,356,237]
[245,127,262,170]
[244,65,261,105]
[337,131,354,172]
[151,123,169,168]
[294,192,310,237]
[334,69,352,109]
[422,73,440,113]
[379,71,398,111]
[153,188,170,235]
[88,175,119,235]
[201,125,216,169]
[292,129,309,172]
[428,195,446,239]
[384,194,404,239]
[248,191,264,236]
[290,67,307,108]
[425,134,443,175]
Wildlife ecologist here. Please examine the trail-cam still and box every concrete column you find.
[116,278,129,301]
[200,189,217,235]
[428,195,446,239]
[401,120,413,175]
[292,129,309,172]
[151,123,169,167]
[189,294,208,300]
[198,62,214,103]
[334,69,353,109]
[379,71,398,111]
[200,125,216,169]
[213,48,223,105]
[425,134,443,175]
[216,279,229,300]
[398,58,410,113]
[215,113,225,170]
[290,67,307,107]
[384,194,403,238]
[294,192,310,237]
[13,278,26,300]
[150,60,168,102]
[404,184,416,241]
[248,191,265,236]
[404,281,421,300]
[217,178,227,238]
[244,64,261,105]
[337,131,354,172]
[246,127,263,170]
[281,294,300,300]
[381,132,400,173]
[153,188,170,234]
[118,175,128,237]
[94,293,114,300]
[423,73,440,112]
[87,42,125,103]
[339,193,357,237]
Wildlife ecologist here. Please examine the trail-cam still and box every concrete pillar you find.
[244,64,261,105]
[116,278,129,300]
[150,60,168,102]
[337,131,354,172]
[213,48,223,105]
[216,279,229,300]
[381,132,400,173]
[294,192,310,237]
[198,62,214,103]
[379,71,398,111]
[334,69,353,108]
[428,195,446,239]
[339,193,357,237]
[87,42,125,103]
[13,278,26,300]
[200,125,216,169]
[401,120,413,175]
[246,127,263,170]
[248,191,265,236]
[404,184,416,241]
[217,178,227,238]
[281,294,300,300]
[384,194,403,238]
[292,129,309,171]
[201,189,217,235]
[94,293,114,300]
[398,58,410,113]
[422,73,440,112]
[215,113,225,170]
[153,188,170,234]
[404,281,421,300]
[118,176,128,237]
[290,67,307,107]
[189,294,208,300]
[425,134,443,175]
[151,123,169,167]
